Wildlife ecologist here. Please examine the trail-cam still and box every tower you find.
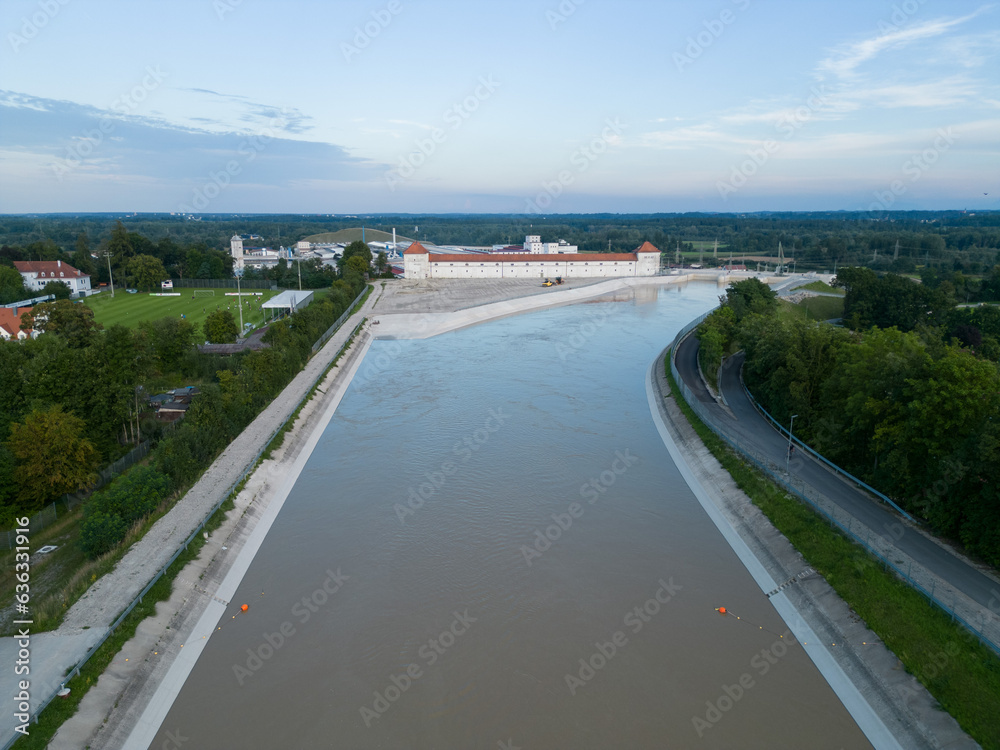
[231,234,245,271]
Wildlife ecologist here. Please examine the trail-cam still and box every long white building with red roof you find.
[403,241,661,279]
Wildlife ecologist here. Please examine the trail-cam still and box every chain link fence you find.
[667,318,1000,657]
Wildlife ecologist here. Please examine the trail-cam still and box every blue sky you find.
[1,0,998,213]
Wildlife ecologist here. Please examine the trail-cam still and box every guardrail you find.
[667,319,1000,657]
[6,309,371,749]
[736,369,914,522]
[312,286,369,353]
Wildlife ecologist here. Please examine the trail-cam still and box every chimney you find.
[57,260,61,267]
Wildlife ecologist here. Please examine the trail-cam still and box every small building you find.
[262,290,314,320]
[157,401,190,422]
[14,260,91,297]
[0,307,34,341]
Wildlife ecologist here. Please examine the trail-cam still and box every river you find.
[149,282,870,749]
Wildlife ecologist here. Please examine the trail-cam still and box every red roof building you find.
[14,260,92,297]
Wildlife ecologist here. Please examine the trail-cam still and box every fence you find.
[169,278,275,290]
[666,319,1000,657]
[312,286,369,352]
[5,313,371,748]
[0,440,153,550]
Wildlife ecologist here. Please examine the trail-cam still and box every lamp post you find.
[235,271,244,336]
[786,414,799,473]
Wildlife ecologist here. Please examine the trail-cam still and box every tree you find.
[106,219,134,289]
[0,265,27,305]
[139,317,198,371]
[72,231,95,276]
[21,299,102,347]
[42,279,72,300]
[375,251,388,275]
[204,309,238,343]
[6,405,99,510]
[339,241,372,273]
[345,255,370,278]
[127,254,168,291]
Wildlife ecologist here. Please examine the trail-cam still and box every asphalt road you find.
[675,333,1000,618]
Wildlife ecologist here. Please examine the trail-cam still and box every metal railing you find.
[667,321,1000,657]
[312,286,369,353]
[0,440,154,550]
[7,309,371,749]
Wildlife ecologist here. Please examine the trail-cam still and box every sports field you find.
[82,288,279,334]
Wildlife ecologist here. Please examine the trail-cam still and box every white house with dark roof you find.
[14,260,91,297]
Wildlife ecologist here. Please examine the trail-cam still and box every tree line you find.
[0,271,367,558]
[697,276,1000,564]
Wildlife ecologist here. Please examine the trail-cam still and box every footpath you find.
[0,289,378,748]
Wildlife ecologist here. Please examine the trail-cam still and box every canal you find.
[150,282,870,749]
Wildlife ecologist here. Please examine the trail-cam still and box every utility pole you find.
[713,238,718,258]
[786,414,799,474]
[106,250,115,298]
[235,271,244,335]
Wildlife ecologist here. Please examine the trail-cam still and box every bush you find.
[79,465,171,559]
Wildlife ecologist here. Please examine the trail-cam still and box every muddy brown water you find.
[149,283,871,749]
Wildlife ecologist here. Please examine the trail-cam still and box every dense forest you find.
[697,276,1000,563]
[1,211,998,279]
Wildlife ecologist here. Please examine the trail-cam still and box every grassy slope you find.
[800,280,845,295]
[301,228,412,245]
[664,358,1000,749]
[82,289,278,334]
[779,296,845,322]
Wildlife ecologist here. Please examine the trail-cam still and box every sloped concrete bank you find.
[646,347,977,750]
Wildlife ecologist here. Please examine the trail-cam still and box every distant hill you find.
[301,228,414,245]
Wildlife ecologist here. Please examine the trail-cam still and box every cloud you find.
[817,12,985,81]
[0,90,382,206]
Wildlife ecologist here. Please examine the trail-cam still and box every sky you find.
[1,0,998,214]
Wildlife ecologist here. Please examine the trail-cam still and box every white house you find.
[523,235,578,254]
[14,260,91,297]
[403,241,660,279]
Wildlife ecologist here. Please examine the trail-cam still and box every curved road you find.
[675,332,1000,625]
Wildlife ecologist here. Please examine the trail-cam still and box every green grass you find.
[12,496,234,750]
[664,356,1000,749]
[778,296,844,322]
[799,280,845,296]
[301,228,412,245]
[82,288,279,334]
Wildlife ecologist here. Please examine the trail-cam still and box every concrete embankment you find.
[646,347,977,750]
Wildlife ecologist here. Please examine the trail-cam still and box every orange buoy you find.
[241,604,249,613]
[718,606,727,615]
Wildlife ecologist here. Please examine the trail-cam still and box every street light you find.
[786,414,799,473]
[235,271,244,337]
